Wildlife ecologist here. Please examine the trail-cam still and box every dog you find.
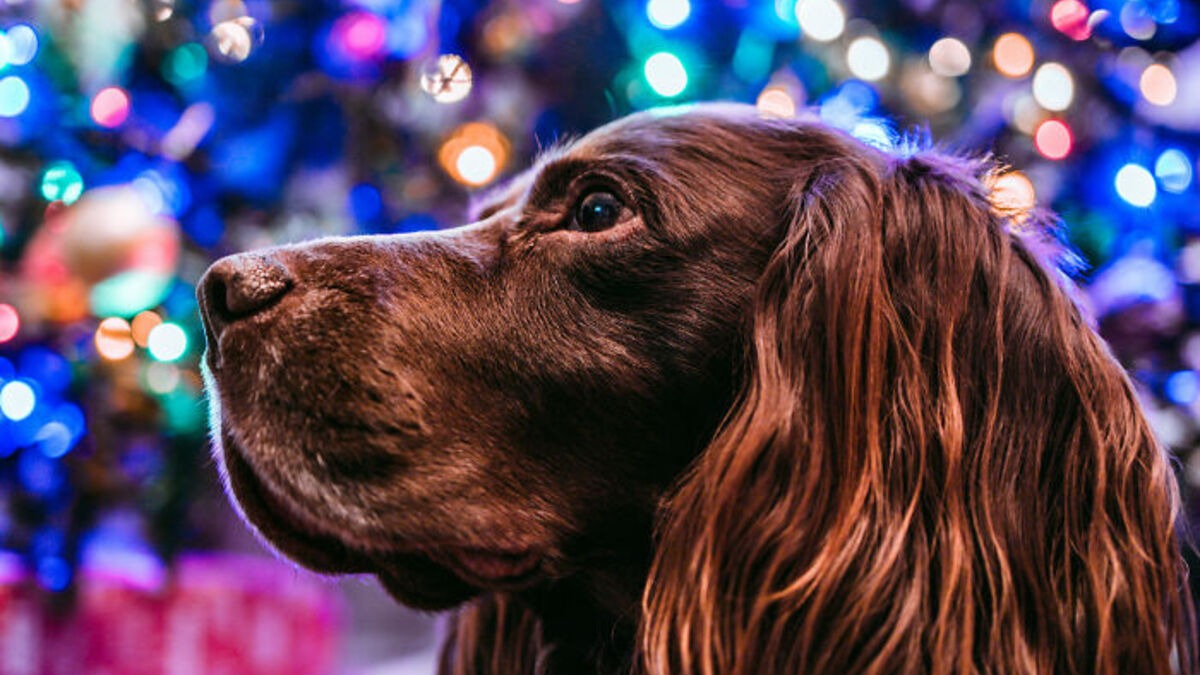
[198,103,1195,675]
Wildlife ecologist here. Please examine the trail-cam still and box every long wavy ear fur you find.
[641,134,1196,675]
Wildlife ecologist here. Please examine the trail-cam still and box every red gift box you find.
[0,552,342,675]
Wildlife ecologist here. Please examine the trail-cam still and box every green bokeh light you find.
[88,271,173,318]
[40,161,84,204]
[163,43,208,86]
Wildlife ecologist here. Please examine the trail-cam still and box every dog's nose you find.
[199,252,294,334]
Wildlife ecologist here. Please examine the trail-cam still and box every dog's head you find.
[200,103,1192,672]
[199,104,792,611]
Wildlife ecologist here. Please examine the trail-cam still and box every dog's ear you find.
[641,137,1194,675]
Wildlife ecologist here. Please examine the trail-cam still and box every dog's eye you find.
[571,191,626,232]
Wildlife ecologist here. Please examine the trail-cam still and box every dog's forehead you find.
[470,103,794,219]
[571,103,767,154]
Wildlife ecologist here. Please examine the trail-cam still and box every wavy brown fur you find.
[641,144,1196,674]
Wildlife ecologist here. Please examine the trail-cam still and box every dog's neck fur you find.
[527,537,650,674]
[527,582,638,674]
[443,543,649,675]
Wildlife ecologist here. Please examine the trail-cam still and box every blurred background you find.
[0,0,1197,673]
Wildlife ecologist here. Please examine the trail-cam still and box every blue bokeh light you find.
[0,76,30,117]
[350,182,384,228]
[1155,149,1193,194]
[1166,370,1199,405]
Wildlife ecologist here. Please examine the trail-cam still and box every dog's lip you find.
[439,547,543,586]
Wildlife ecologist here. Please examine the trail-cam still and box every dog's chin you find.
[217,431,546,610]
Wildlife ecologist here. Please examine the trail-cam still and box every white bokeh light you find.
[147,322,188,362]
[795,0,846,42]
[456,145,498,186]
[644,52,688,97]
[847,37,890,81]
[1115,163,1157,207]
[929,37,971,77]
[1032,62,1074,111]
[0,380,36,421]
[647,0,690,29]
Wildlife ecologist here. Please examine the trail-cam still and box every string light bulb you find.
[95,317,135,361]
[1032,62,1074,111]
[420,54,473,103]
[1140,64,1177,106]
[644,52,688,97]
[847,37,890,81]
[796,0,846,42]
[929,38,971,77]
[1034,119,1073,160]
[993,33,1034,78]
[439,122,509,187]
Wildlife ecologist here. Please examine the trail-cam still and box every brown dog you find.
[198,104,1195,675]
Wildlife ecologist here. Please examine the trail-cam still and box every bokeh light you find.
[901,62,961,115]
[1008,93,1044,134]
[1155,149,1193,193]
[131,310,163,347]
[90,87,131,128]
[35,422,71,458]
[0,75,30,117]
[0,380,36,421]
[929,37,971,77]
[644,52,688,97]
[795,0,846,42]
[847,37,890,81]
[757,86,797,118]
[155,0,175,21]
[163,43,208,86]
[438,122,509,187]
[1050,0,1092,40]
[455,146,496,186]
[40,161,85,205]
[420,54,473,103]
[6,24,38,66]
[0,304,18,343]
[209,17,259,63]
[145,362,181,394]
[147,322,188,362]
[1120,2,1156,40]
[1140,64,1177,106]
[1115,163,1157,207]
[95,317,135,361]
[1034,119,1073,160]
[1167,370,1199,405]
[993,33,1034,78]
[1032,62,1074,111]
[647,0,690,30]
[989,171,1037,215]
[0,32,13,70]
[332,11,387,61]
